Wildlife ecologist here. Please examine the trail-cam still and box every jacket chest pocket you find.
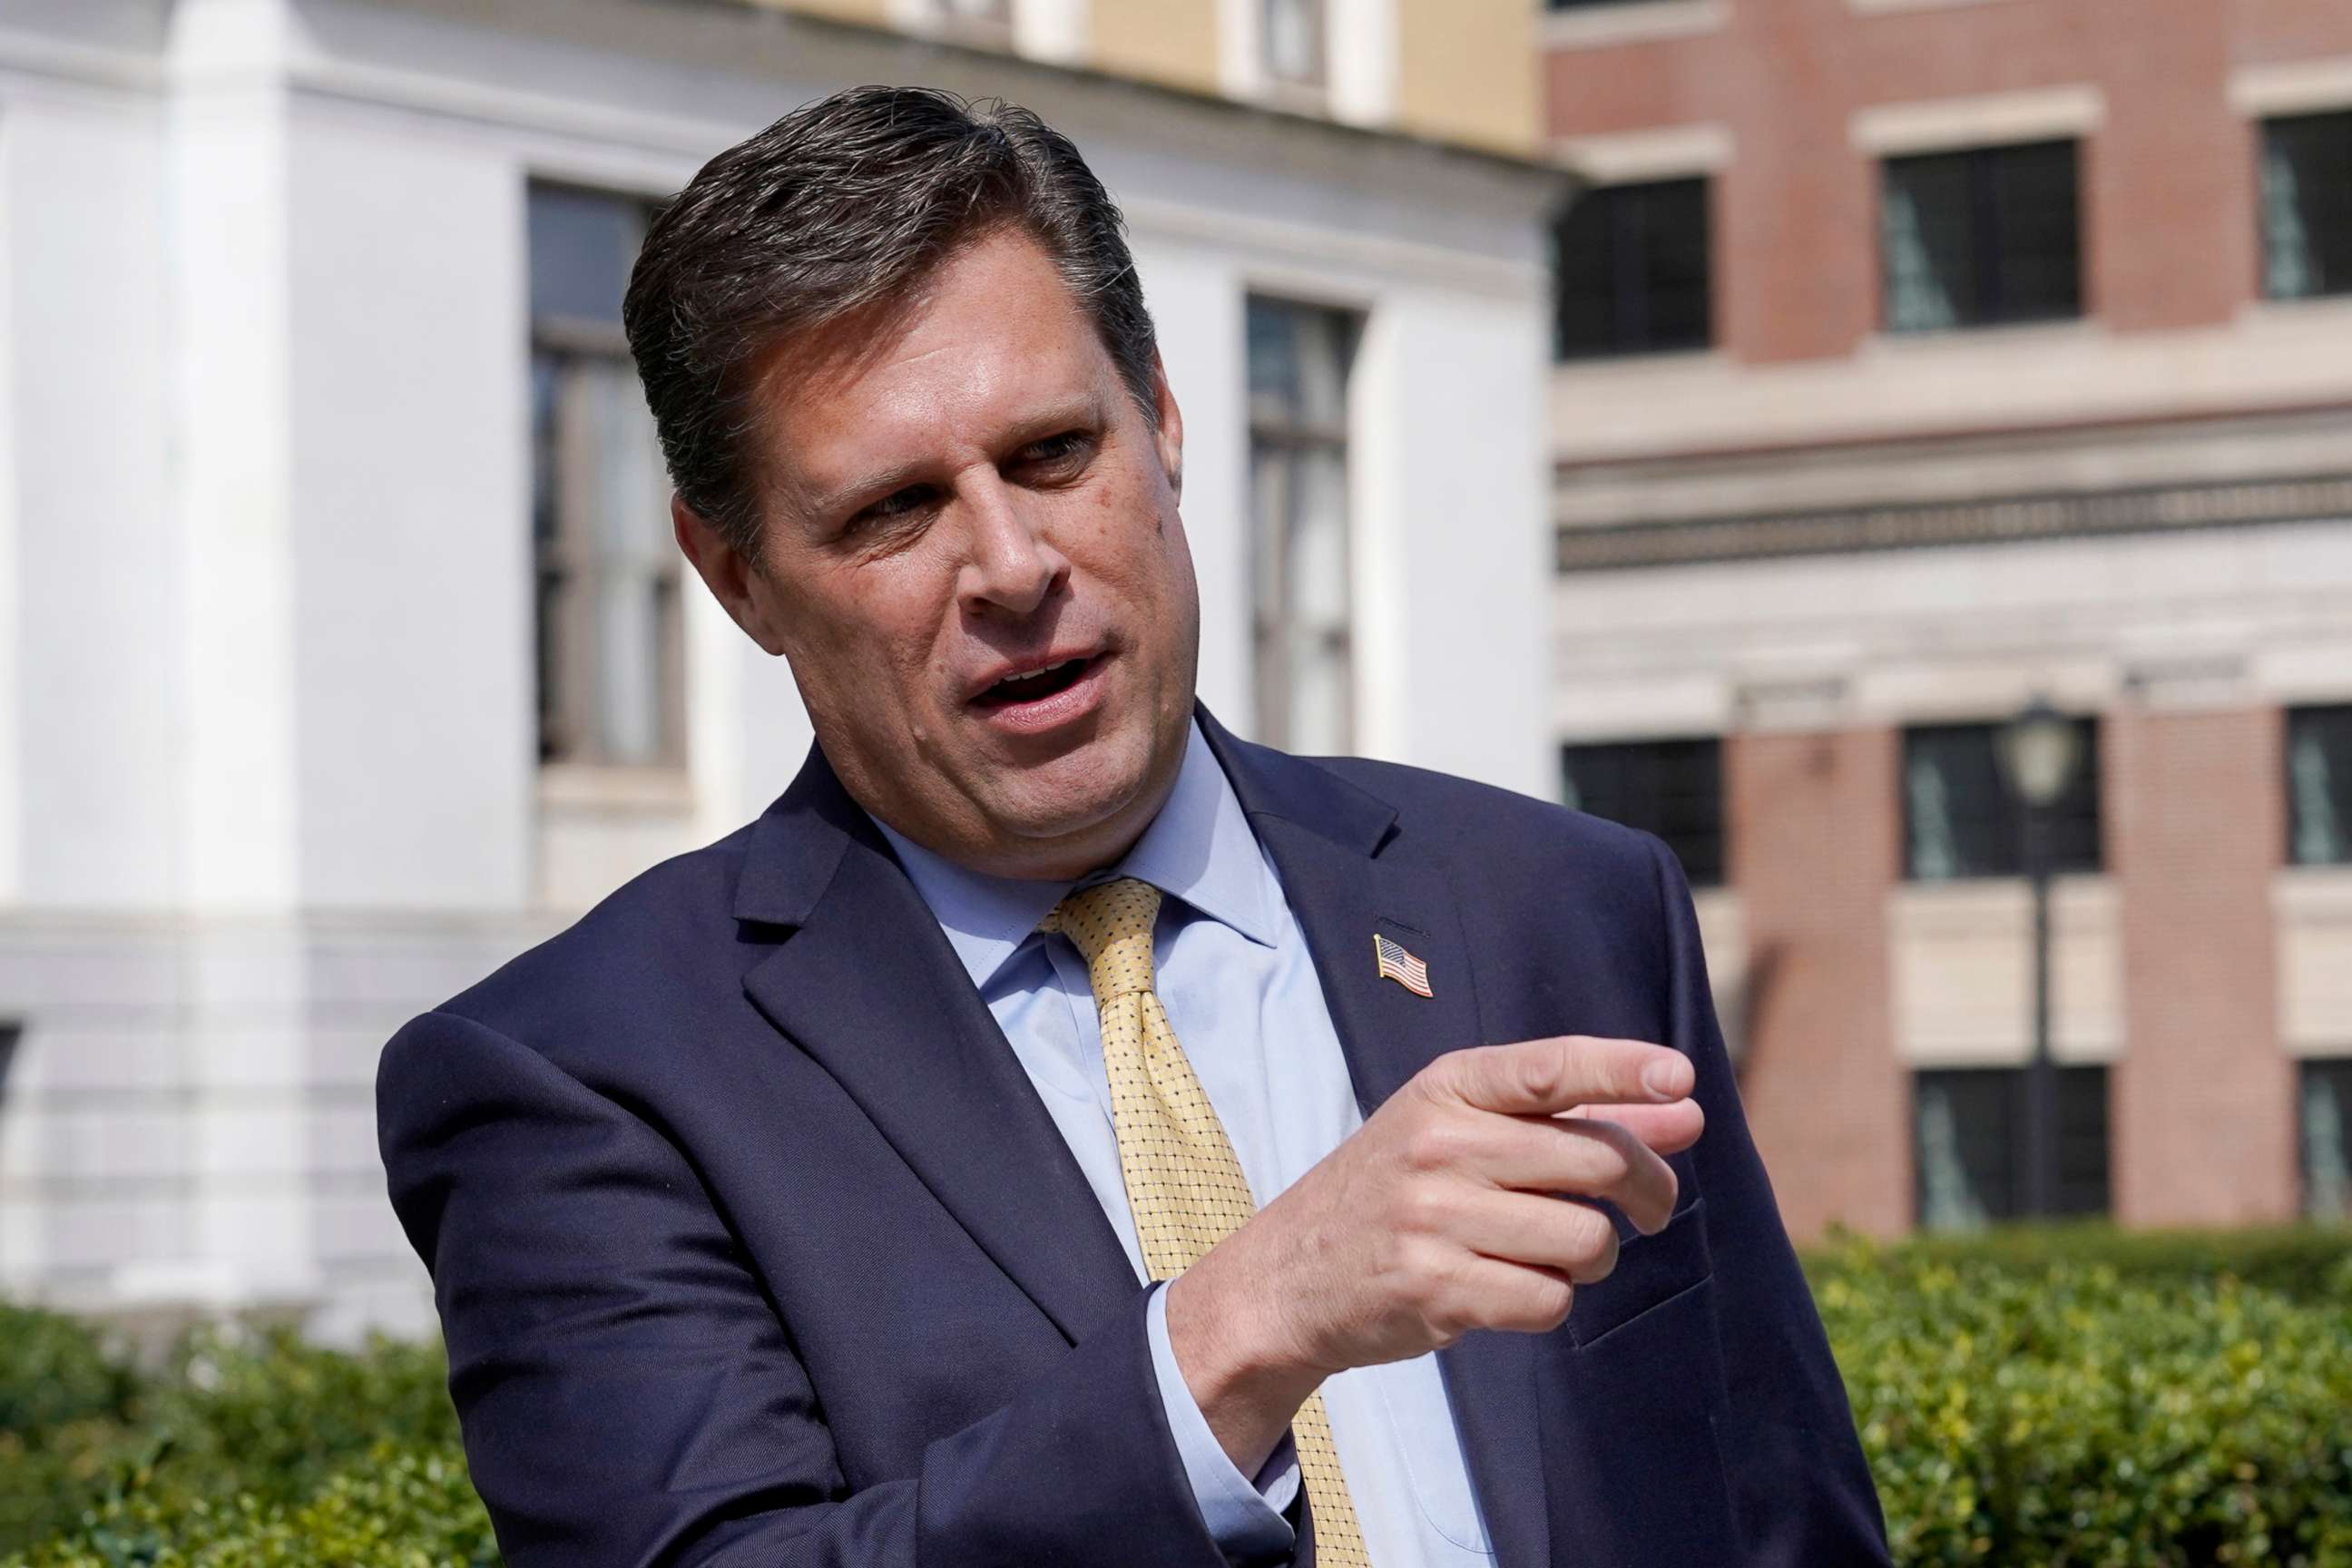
[1566,1196,1711,1348]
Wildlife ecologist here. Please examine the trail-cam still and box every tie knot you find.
[1041,877,1162,1004]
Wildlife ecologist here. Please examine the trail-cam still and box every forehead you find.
[751,230,1120,510]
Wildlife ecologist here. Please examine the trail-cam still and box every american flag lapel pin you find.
[1373,933,1434,998]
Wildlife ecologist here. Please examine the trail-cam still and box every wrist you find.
[1163,1256,1326,1477]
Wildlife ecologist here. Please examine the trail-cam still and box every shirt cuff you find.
[1146,1279,1301,1560]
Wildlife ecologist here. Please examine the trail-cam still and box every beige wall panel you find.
[1889,880,2123,1066]
[2278,869,2352,1054]
[1089,0,1223,94]
[1396,0,1538,153]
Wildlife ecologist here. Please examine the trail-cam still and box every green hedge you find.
[1811,1235,2352,1566]
[1807,1220,2352,1305]
[5,1227,2347,1566]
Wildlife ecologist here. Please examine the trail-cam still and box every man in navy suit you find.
[378,88,1888,1566]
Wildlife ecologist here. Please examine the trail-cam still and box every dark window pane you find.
[1916,1065,2109,1228]
[2288,705,2352,867]
[1553,179,1711,359]
[2302,1058,2352,1220]
[1561,737,1725,886]
[1883,141,2080,333]
[528,185,642,326]
[1986,140,2082,322]
[2262,112,2352,300]
[2055,1065,2112,1218]
[1905,719,2100,879]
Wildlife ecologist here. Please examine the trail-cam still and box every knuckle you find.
[1501,1276,1575,1334]
[1390,1178,1451,1237]
[1515,1044,1566,1104]
[1584,1133,1633,1190]
[1401,1113,1466,1173]
[1562,1203,1617,1265]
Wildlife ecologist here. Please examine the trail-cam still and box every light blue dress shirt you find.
[872,721,1497,1565]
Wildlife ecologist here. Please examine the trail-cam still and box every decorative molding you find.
[1556,473,2352,572]
[1538,0,1727,52]
[1550,122,1732,182]
[1850,84,2103,157]
[2228,55,2352,121]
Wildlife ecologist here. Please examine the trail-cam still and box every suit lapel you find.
[735,749,1136,1347]
[1202,710,1553,1568]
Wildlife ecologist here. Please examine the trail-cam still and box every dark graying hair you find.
[622,85,1160,554]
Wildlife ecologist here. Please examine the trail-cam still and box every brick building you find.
[1543,0,2352,1240]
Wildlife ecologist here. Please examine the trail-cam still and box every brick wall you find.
[2108,703,2298,1225]
[1544,0,2352,363]
[1724,726,1909,1240]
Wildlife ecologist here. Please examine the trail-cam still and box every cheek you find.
[776,569,943,701]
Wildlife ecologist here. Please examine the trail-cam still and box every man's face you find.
[683,227,1200,879]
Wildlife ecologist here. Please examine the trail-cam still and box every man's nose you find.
[956,475,1069,619]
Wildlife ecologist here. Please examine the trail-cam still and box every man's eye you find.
[1014,431,1095,472]
[849,485,940,530]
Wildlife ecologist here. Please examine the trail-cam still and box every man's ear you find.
[671,493,789,657]
[1148,350,1184,501]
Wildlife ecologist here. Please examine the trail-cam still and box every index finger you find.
[1436,1035,1694,1117]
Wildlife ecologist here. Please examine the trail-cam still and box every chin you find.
[991,730,1157,843]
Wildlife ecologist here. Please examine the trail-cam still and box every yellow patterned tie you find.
[1043,877,1371,1566]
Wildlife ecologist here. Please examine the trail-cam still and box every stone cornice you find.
[1555,474,2352,572]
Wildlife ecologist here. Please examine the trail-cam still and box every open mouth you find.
[973,654,1102,709]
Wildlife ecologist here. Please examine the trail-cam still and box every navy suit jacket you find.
[378,708,1889,1567]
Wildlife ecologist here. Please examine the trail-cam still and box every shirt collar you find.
[870,719,1282,990]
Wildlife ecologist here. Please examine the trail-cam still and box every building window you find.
[529,183,683,771]
[1553,179,1711,359]
[1561,738,1726,887]
[1904,719,2101,881]
[1915,1065,2111,1230]
[2288,705,2352,867]
[1248,298,1358,754]
[1881,140,2082,333]
[2261,112,2352,301]
[2304,1058,2352,1221]
[1261,0,1326,87]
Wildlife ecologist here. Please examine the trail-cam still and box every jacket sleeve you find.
[1645,837,1894,1566]
[377,1007,1244,1568]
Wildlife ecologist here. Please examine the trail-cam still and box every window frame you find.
[1879,138,2085,334]
[2285,703,2352,868]
[1913,1063,2112,1229]
[527,182,687,777]
[2299,1056,2352,1221]
[2259,110,2352,303]
[1559,736,1728,887]
[1260,0,1329,92]
[1901,717,2102,882]
[1551,175,1715,361]
[1246,295,1361,755]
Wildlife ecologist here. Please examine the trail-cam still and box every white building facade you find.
[0,0,1560,1337]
